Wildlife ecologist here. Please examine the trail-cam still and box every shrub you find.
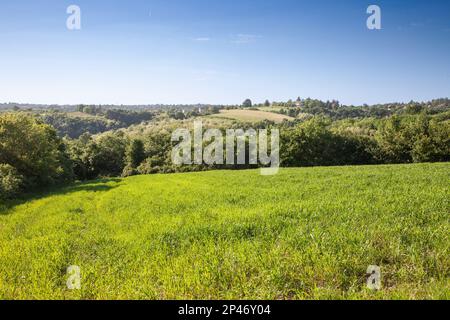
[137,159,160,175]
[121,164,138,177]
[0,164,23,199]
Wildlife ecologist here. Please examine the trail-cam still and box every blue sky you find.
[0,0,449,105]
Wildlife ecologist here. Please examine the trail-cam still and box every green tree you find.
[87,132,128,178]
[0,113,73,190]
[242,99,252,108]
[67,131,127,180]
[280,117,375,167]
[126,139,146,168]
[376,116,413,163]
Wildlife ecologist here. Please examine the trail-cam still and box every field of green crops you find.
[0,163,449,300]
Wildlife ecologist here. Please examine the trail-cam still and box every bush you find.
[137,158,161,175]
[376,114,450,164]
[0,164,23,199]
[121,164,138,177]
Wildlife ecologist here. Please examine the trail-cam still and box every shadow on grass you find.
[0,178,123,216]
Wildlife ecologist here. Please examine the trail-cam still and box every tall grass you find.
[0,163,448,299]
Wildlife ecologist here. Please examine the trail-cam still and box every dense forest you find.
[1,98,449,199]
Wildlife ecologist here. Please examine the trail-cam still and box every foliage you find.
[40,112,121,139]
[1,108,449,197]
[66,131,128,180]
[0,113,73,191]
[122,139,146,177]
[0,164,23,199]
[125,139,146,168]
[167,106,221,120]
[104,109,153,126]
[376,114,450,163]
[271,97,450,120]
[242,99,253,108]
[62,113,449,181]
[281,117,376,167]
[40,109,154,139]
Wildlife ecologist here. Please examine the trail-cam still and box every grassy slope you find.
[209,109,294,123]
[0,163,448,300]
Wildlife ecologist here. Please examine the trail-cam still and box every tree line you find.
[1,110,449,200]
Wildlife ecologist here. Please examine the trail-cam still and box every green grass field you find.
[209,109,294,123]
[0,163,449,300]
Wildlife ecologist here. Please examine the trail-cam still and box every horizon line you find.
[1,97,449,108]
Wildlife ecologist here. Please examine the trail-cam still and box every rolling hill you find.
[208,109,295,123]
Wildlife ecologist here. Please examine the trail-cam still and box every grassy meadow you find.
[209,109,294,123]
[0,163,449,300]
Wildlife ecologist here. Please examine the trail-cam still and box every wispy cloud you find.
[231,34,262,44]
[193,37,211,42]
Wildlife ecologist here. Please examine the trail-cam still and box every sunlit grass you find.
[0,163,448,299]
[208,109,294,123]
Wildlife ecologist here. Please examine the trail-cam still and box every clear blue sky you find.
[0,0,449,105]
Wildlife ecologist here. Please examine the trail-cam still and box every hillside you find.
[0,163,448,300]
[208,109,295,123]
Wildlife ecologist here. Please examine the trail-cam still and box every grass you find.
[0,163,449,300]
[66,112,102,119]
[209,109,294,123]
[257,106,286,112]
